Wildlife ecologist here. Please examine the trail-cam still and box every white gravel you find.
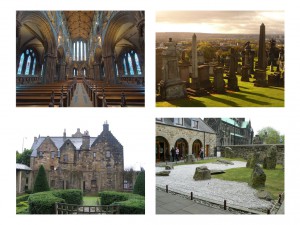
[156,161,273,210]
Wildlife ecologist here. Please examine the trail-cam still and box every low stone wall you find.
[220,144,284,164]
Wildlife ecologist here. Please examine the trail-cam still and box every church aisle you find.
[70,82,93,107]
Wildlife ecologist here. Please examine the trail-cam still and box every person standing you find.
[175,147,179,161]
[200,147,204,160]
[171,147,175,162]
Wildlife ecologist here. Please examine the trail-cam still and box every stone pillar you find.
[227,48,239,91]
[255,23,268,87]
[103,55,116,84]
[160,38,186,100]
[43,53,57,84]
[93,63,100,80]
[60,63,66,81]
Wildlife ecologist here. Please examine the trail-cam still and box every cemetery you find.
[156,23,284,107]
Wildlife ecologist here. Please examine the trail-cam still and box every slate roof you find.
[31,136,97,157]
[157,118,216,134]
[16,163,32,171]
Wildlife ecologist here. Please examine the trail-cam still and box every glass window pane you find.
[127,54,134,75]
[77,41,79,61]
[135,53,142,75]
[115,64,118,76]
[31,58,36,75]
[80,41,83,61]
[25,56,31,75]
[17,53,25,75]
[73,42,75,61]
[84,42,86,61]
[123,58,128,75]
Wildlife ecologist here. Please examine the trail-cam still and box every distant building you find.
[204,118,254,146]
[29,122,124,194]
[16,163,32,195]
[156,118,216,161]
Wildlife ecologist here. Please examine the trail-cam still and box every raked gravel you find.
[156,161,273,210]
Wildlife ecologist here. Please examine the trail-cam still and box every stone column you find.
[192,33,198,78]
[60,62,66,81]
[255,23,268,87]
[43,53,57,84]
[93,63,100,80]
[103,55,117,84]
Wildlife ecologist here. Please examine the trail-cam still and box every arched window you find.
[73,40,87,62]
[123,58,128,75]
[25,56,31,75]
[134,53,142,75]
[76,42,79,61]
[127,54,134,75]
[17,49,37,75]
[73,43,75,61]
[17,53,24,75]
[41,64,44,76]
[115,64,119,76]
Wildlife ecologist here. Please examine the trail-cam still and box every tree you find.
[133,170,145,196]
[16,149,32,167]
[257,127,283,144]
[33,165,50,193]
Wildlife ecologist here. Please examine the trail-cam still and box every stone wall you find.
[156,123,216,156]
[220,144,284,164]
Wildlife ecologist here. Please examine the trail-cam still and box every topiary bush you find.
[52,189,83,205]
[33,165,50,193]
[133,171,145,196]
[28,192,65,214]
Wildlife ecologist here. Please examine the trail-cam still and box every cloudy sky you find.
[156,11,284,34]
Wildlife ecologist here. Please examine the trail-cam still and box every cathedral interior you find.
[16,11,145,107]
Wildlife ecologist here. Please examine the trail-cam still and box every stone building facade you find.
[30,122,124,193]
[16,163,32,195]
[204,118,254,146]
[156,118,216,162]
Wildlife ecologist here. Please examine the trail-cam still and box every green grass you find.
[213,165,284,199]
[156,75,284,107]
[82,196,99,206]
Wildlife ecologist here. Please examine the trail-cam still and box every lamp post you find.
[22,137,27,153]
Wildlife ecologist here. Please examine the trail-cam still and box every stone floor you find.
[70,83,93,107]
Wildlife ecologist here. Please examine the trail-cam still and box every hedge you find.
[99,191,145,214]
[52,189,82,205]
[28,192,65,214]
[28,189,83,214]
[33,165,50,193]
[16,194,30,204]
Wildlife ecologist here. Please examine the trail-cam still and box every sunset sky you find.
[156,11,284,34]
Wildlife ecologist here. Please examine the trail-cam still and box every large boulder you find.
[224,147,235,158]
[165,164,174,170]
[156,171,171,176]
[263,145,277,169]
[255,190,273,201]
[249,164,266,188]
[193,166,211,180]
[246,152,260,168]
[185,154,196,163]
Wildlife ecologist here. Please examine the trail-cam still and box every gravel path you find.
[156,161,273,210]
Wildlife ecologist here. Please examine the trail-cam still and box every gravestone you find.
[246,152,260,168]
[160,38,187,100]
[263,145,277,169]
[198,65,212,90]
[249,164,266,188]
[213,67,225,93]
[227,48,240,91]
[193,166,211,180]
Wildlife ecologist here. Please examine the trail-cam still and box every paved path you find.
[156,189,232,214]
[70,83,93,107]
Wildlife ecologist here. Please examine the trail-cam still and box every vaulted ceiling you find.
[63,11,95,40]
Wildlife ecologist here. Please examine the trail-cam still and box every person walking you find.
[175,147,179,161]
[171,147,175,162]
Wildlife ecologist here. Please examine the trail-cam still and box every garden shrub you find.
[33,165,50,193]
[100,191,129,205]
[133,171,145,196]
[28,192,64,214]
[16,201,29,214]
[115,198,145,214]
[52,189,82,205]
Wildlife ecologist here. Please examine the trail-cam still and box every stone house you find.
[29,122,124,193]
[156,118,216,162]
[16,163,32,195]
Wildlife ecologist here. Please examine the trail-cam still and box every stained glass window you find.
[41,64,44,76]
[134,53,142,75]
[80,41,83,61]
[115,64,119,76]
[25,56,31,75]
[127,54,134,75]
[84,42,86,61]
[123,58,128,75]
[77,42,79,61]
[73,42,75,61]
[17,53,24,75]
[31,58,36,75]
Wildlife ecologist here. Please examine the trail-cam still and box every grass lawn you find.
[213,164,284,199]
[83,196,99,206]
[156,75,284,107]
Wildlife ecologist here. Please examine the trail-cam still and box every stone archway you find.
[175,138,188,160]
[156,136,169,162]
[192,139,203,159]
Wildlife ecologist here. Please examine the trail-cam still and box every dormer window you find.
[174,118,183,125]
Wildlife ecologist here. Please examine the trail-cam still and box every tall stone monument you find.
[159,38,186,100]
[227,48,240,91]
[255,23,268,87]
[190,33,199,90]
